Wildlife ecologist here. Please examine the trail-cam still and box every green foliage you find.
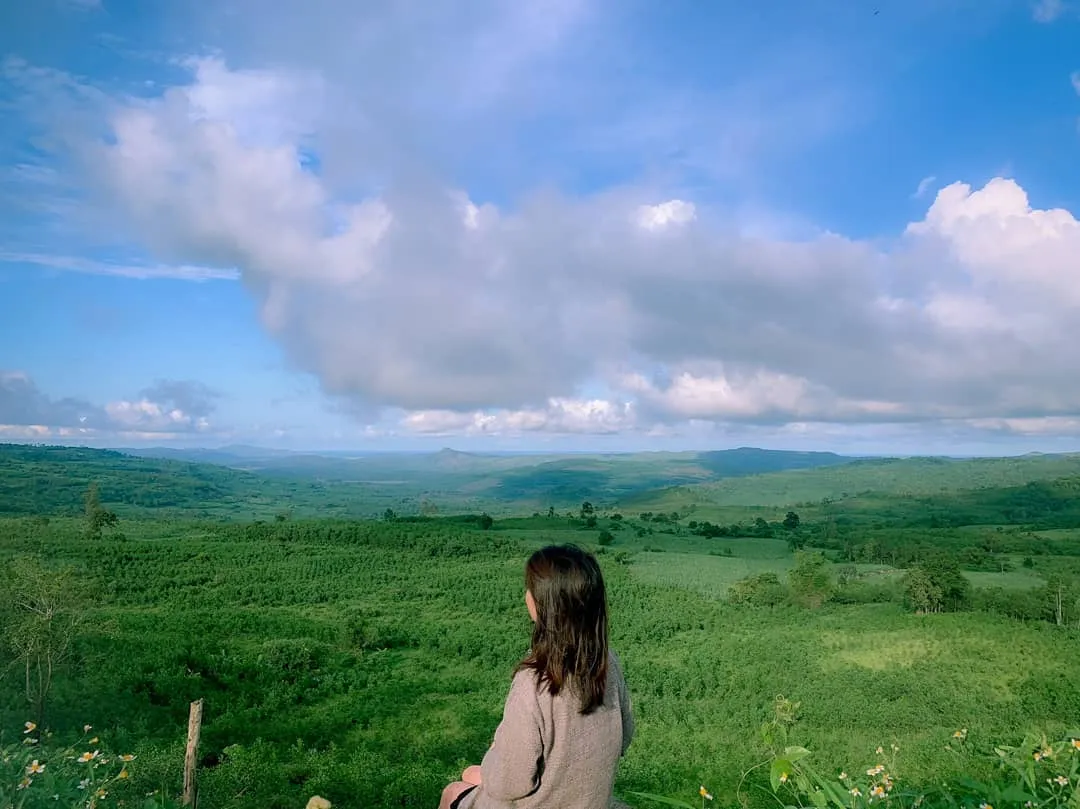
[0,723,176,809]
[82,484,118,542]
[788,551,834,608]
[1,558,86,730]
[728,572,788,607]
[903,554,972,613]
[762,714,1080,809]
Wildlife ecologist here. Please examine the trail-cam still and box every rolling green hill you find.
[0,443,854,517]
[621,453,1080,514]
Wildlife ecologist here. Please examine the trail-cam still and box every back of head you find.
[520,544,609,713]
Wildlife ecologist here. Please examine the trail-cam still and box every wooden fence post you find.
[183,698,204,807]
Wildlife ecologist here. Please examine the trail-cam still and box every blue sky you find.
[2,0,1080,454]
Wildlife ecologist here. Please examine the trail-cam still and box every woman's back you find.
[462,650,633,809]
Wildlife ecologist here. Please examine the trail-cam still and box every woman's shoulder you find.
[607,648,625,672]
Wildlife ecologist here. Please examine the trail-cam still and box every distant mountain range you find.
[3,442,1079,520]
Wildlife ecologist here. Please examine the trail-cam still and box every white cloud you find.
[400,398,635,436]
[1072,71,1080,95]
[10,9,1080,443]
[907,178,1080,305]
[0,372,219,437]
[66,57,1080,431]
[636,200,697,231]
[105,399,211,432]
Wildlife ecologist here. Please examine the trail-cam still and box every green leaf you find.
[626,791,698,809]
[784,746,812,763]
[815,774,851,809]
[999,785,1037,803]
[771,759,793,792]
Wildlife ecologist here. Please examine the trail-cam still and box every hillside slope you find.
[621,453,1080,511]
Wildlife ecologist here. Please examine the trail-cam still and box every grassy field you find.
[2,514,1079,809]
[3,446,1080,808]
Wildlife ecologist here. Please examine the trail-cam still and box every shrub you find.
[728,572,787,607]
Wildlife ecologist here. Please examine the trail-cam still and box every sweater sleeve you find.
[613,653,634,756]
[479,671,544,803]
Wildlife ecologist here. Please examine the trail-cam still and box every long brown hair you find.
[517,544,609,714]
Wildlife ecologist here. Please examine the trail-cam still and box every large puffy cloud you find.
[66,56,1080,437]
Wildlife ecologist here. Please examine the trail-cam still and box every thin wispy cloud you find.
[0,252,239,281]
[913,175,937,199]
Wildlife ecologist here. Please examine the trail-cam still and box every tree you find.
[547,506,556,519]
[902,567,943,614]
[478,513,494,530]
[382,508,397,522]
[1,557,85,730]
[783,511,801,531]
[1042,574,1079,627]
[787,551,833,608]
[84,482,118,540]
[579,501,595,520]
[903,553,970,613]
[597,529,614,546]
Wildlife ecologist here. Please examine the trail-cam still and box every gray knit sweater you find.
[459,651,634,809]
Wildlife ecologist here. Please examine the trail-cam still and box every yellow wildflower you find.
[1054,776,1069,787]
[839,772,848,780]
[871,785,886,798]
[979,803,993,809]
[24,722,37,734]
[120,754,136,762]
[779,772,789,784]
[18,776,31,790]
[850,788,862,797]
[699,785,713,800]
[119,768,130,780]
[78,750,100,763]
[27,760,45,775]
[1072,739,1080,751]
[89,737,99,745]
[83,725,92,733]
[305,798,332,809]
[876,746,884,755]
[96,788,108,799]
[867,764,885,776]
